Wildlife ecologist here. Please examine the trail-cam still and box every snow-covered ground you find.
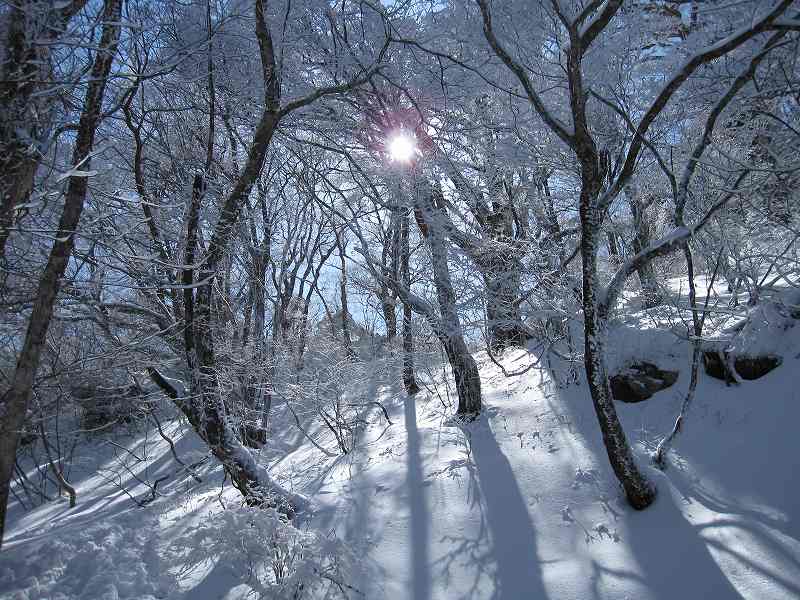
[2,317,800,599]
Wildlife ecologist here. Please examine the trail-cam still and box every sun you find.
[388,133,416,163]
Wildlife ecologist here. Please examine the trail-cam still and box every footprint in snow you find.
[572,467,600,489]
[562,506,575,523]
[594,523,620,542]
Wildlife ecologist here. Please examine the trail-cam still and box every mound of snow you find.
[3,345,800,599]
[710,289,800,358]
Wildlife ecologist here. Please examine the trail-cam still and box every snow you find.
[707,289,800,358]
[3,331,800,599]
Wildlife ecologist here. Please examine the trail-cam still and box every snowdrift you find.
[2,320,800,599]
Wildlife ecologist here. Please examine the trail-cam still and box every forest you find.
[1,0,800,598]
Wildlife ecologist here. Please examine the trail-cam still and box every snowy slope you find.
[2,326,800,599]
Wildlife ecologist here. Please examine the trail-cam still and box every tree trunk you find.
[335,231,355,359]
[440,334,482,416]
[0,0,88,261]
[182,177,297,512]
[40,421,76,508]
[400,210,420,395]
[655,245,720,467]
[607,230,621,266]
[147,367,299,515]
[581,199,656,510]
[243,248,268,410]
[171,1,284,476]
[253,253,267,341]
[627,191,663,308]
[535,173,564,265]
[294,291,314,373]
[380,292,398,341]
[416,183,481,417]
[482,252,527,351]
[0,0,123,549]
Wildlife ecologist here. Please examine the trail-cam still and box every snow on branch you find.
[607,0,793,208]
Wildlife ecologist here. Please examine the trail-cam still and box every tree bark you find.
[0,0,88,261]
[39,421,76,508]
[380,293,398,341]
[334,229,355,359]
[380,222,398,341]
[0,0,123,548]
[607,230,620,266]
[580,174,656,510]
[481,252,527,351]
[627,188,663,308]
[415,182,481,417]
[400,209,420,395]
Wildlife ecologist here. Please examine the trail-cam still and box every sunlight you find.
[388,133,416,163]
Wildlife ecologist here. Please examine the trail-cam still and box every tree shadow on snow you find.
[5,421,213,548]
[177,557,244,600]
[589,477,747,599]
[404,393,432,600]
[506,344,752,599]
[461,416,550,600]
[668,474,800,597]
[306,363,406,596]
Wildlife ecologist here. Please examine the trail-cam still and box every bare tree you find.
[147,0,388,510]
[477,0,795,509]
[0,0,124,547]
[0,0,89,261]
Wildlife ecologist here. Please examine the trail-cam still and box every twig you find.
[654,249,723,467]
[150,411,202,482]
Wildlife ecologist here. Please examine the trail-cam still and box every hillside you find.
[3,319,799,600]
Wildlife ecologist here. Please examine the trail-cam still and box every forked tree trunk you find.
[168,0,287,496]
[164,0,297,505]
[181,172,300,513]
[418,151,529,353]
[581,198,656,510]
[147,366,299,514]
[0,0,123,549]
[429,187,528,353]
